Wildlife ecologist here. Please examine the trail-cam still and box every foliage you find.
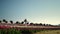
[0,28,60,34]
[0,28,37,34]
[10,20,13,24]
[0,29,21,34]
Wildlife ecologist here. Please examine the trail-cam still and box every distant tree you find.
[30,23,33,25]
[21,21,24,24]
[16,21,20,24]
[46,24,49,26]
[24,19,27,22]
[0,20,2,23]
[10,20,13,24]
[3,19,8,23]
[43,24,45,26]
[46,24,52,26]
[24,19,27,24]
[34,23,38,26]
[39,23,42,26]
[5,21,8,23]
[26,22,29,24]
[3,19,6,22]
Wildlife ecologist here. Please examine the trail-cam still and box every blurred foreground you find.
[0,28,60,34]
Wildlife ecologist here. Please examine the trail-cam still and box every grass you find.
[35,30,60,34]
[0,28,60,34]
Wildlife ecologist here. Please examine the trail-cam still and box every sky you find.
[0,0,60,25]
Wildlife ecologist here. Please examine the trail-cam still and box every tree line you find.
[0,19,53,26]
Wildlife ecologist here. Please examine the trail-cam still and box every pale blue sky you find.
[0,0,60,25]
